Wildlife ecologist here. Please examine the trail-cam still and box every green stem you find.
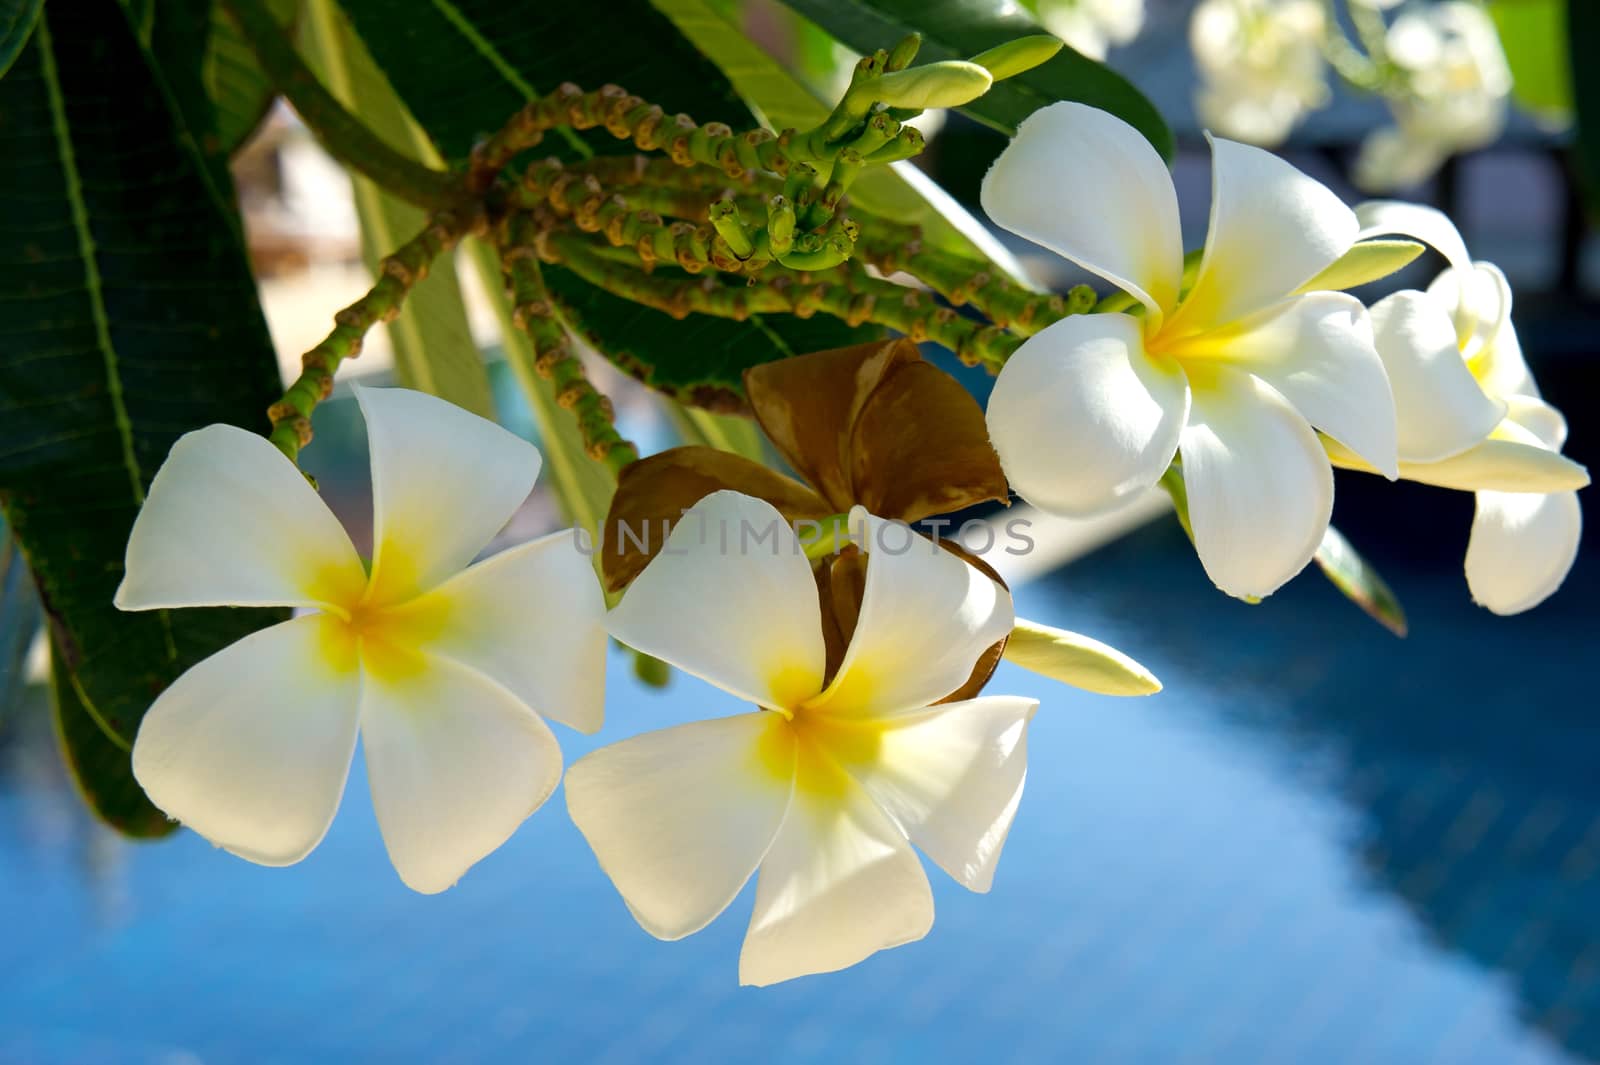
[222,0,458,209]
[268,207,481,461]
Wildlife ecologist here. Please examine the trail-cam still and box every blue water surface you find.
[2,502,1596,1063]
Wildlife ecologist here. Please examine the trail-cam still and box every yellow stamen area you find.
[309,594,441,686]
[754,662,889,802]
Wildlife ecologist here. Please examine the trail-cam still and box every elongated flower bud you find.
[969,35,1063,81]
[871,61,993,110]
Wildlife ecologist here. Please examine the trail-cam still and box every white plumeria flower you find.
[117,387,607,892]
[1354,2,1511,192]
[1332,202,1588,614]
[981,102,1398,600]
[566,490,1032,986]
[1037,0,1144,62]
[1189,0,1330,147]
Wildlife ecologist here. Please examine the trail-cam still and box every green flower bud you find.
[870,61,993,110]
[969,35,1063,81]
[886,33,922,72]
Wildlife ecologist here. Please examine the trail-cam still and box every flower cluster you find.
[114,100,1585,988]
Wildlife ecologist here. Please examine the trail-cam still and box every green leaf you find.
[338,0,870,397]
[205,0,300,154]
[1003,618,1162,696]
[0,4,288,759]
[301,0,493,416]
[650,0,1035,279]
[0,0,41,79]
[1313,524,1408,637]
[774,0,1172,159]
[1299,240,1426,293]
[50,636,177,838]
[1569,0,1600,207]
[1,518,41,717]
[667,403,766,458]
[1490,0,1572,120]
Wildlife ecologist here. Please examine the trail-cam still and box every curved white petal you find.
[606,491,824,712]
[1430,262,1536,396]
[565,713,794,941]
[1169,136,1358,337]
[117,425,365,612]
[360,652,563,894]
[1325,416,1591,492]
[980,102,1182,323]
[357,386,542,607]
[1356,200,1473,278]
[986,313,1189,516]
[1368,290,1503,462]
[1180,292,1398,478]
[739,744,933,986]
[1466,490,1581,615]
[131,613,361,865]
[836,696,1037,893]
[811,509,1013,718]
[1504,395,1568,452]
[383,529,607,735]
[1179,368,1334,599]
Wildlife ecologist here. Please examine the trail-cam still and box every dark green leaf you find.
[0,0,41,79]
[0,3,288,760]
[1569,0,1600,208]
[338,0,869,396]
[49,636,177,838]
[774,0,1173,159]
[301,0,494,416]
[1314,525,1408,637]
[205,0,301,154]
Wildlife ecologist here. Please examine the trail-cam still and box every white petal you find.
[131,613,360,865]
[606,490,825,711]
[357,386,542,607]
[1179,368,1334,599]
[117,425,365,612]
[1466,490,1581,615]
[811,509,1014,718]
[360,652,563,894]
[1326,414,1591,492]
[836,696,1038,893]
[565,713,794,940]
[986,313,1189,516]
[1368,290,1503,462]
[382,529,607,734]
[1178,292,1399,478]
[980,101,1182,323]
[739,746,933,986]
[1356,200,1472,278]
[1504,395,1568,452]
[1431,262,1535,395]
[1169,136,1358,337]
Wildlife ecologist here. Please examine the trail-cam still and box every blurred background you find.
[3,1,1598,1062]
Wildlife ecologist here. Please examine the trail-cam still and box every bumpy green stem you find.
[499,218,639,478]
[222,0,458,209]
[268,207,481,461]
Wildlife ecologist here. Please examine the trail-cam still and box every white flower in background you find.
[1354,2,1512,192]
[1189,0,1330,146]
[566,491,1032,986]
[981,102,1397,600]
[117,387,607,892]
[1330,202,1588,613]
[1035,0,1144,61]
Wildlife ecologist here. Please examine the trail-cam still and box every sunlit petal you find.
[986,313,1189,516]
[980,101,1182,323]
[1466,489,1581,616]
[1180,368,1334,599]
[830,696,1037,893]
[383,529,607,734]
[566,713,794,940]
[1504,395,1568,452]
[360,652,563,894]
[606,491,825,711]
[131,613,360,865]
[739,744,933,986]
[1327,428,1591,493]
[1430,263,1534,394]
[1170,136,1357,337]
[1181,292,1398,477]
[1355,200,1477,335]
[811,509,1013,718]
[117,425,365,612]
[1368,290,1503,463]
[357,386,542,607]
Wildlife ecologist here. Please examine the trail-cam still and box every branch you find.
[222,0,459,209]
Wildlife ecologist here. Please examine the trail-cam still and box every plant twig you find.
[223,0,459,209]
